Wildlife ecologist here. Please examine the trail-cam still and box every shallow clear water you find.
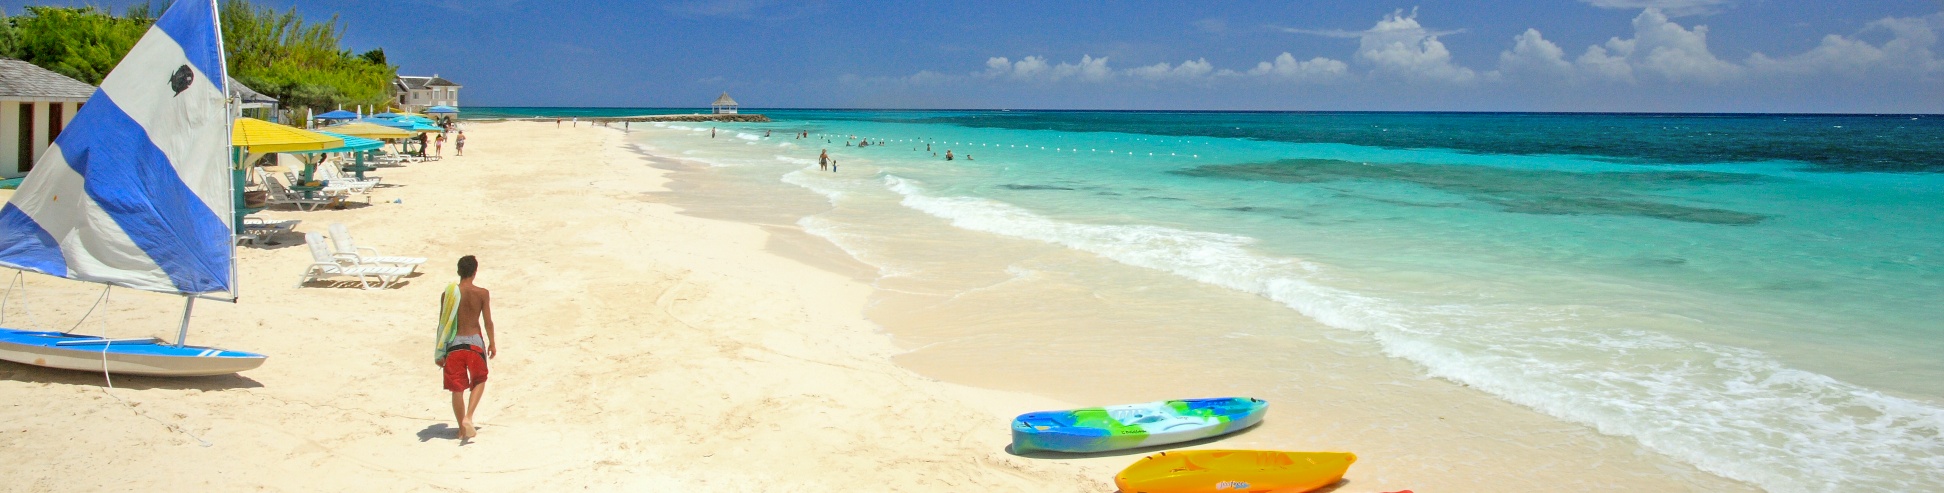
[513,108,1943,492]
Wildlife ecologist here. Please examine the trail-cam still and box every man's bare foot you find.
[459,421,476,440]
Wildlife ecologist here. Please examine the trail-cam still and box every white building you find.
[0,60,92,178]
[393,75,461,112]
[711,92,738,114]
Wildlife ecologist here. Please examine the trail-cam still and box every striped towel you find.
[434,283,463,365]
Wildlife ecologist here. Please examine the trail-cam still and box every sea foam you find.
[879,174,1944,492]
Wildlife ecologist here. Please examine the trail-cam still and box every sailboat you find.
[0,0,266,377]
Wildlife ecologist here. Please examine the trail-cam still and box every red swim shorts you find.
[443,346,488,391]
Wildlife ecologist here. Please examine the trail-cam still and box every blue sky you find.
[6,0,1942,112]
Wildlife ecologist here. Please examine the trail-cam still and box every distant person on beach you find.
[556,118,561,128]
[831,159,838,172]
[945,150,954,161]
[434,133,446,156]
[819,149,830,171]
[712,127,717,138]
[438,255,496,441]
[456,132,466,156]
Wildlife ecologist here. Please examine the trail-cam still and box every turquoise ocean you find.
[475,108,1942,491]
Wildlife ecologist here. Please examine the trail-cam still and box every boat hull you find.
[0,328,266,377]
[1115,450,1357,493]
[1012,397,1268,454]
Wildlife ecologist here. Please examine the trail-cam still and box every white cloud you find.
[1129,58,1216,81]
[1571,8,1741,83]
[1246,53,1351,82]
[1578,0,1736,17]
[1747,12,1944,77]
[1054,55,1116,82]
[1498,28,1573,77]
[980,55,1115,82]
[1355,9,1478,83]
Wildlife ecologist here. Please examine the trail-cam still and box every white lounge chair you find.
[283,171,367,203]
[261,176,334,211]
[237,217,300,246]
[327,223,427,268]
[320,161,381,187]
[299,232,412,289]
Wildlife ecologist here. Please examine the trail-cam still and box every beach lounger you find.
[285,170,373,203]
[299,232,412,289]
[261,176,334,211]
[327,223,427,268]
[237,217,300,246]
[322,162,381,187]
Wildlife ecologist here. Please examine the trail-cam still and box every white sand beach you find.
[0,121,1124,491]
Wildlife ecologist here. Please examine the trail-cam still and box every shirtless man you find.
[441,255,496,440]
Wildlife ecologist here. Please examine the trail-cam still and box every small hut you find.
[711,92,738,114]
[0,60,94,178]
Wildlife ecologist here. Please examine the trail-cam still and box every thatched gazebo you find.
[711,92,738,114]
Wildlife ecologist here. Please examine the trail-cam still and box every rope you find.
[75,286,214,448]
[1,271,42,328]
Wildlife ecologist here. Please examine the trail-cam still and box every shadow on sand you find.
[0,360,264,391]
[417,423,486,445]
[1003,421,1266,459]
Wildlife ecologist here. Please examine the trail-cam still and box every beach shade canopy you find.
[232,117,343,153]
[370,112,402,119]
[425,105,459,114]
[315,109,359,120]
[323,122,413,139]
[290,131,385,154]
[404,121,443,132]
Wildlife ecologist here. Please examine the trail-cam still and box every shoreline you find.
[627,122,1767,492]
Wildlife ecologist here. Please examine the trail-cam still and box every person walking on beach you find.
[819,149,830,171]
[455,132,466,156]
[434,133,446,157]
[437,255,496,441]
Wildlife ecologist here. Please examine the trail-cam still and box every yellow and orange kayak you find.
[1114,450,1357,493]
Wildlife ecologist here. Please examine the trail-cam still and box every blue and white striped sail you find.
[0,0,233,296]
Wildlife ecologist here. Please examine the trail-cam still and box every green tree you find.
[0,1,397,115]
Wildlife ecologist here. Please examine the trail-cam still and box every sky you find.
[4,0,1942,113]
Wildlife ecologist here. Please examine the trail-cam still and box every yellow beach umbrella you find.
[231,117,342,152]
[322,122,412,139]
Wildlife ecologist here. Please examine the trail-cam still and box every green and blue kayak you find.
[1011,397,1268,454]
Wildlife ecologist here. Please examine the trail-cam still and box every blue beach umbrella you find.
[371,112,403,119]
[356,117,414,129]
[425,106,459,114]
[315,109,359,120]
[304,132,385,153]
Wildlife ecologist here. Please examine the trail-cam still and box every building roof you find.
[712,92,738,106]
[395,75,461,90]
[0,59,96,100]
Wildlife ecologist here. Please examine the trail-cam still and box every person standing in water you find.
[819,149,830,171]
[945,150,954,161]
